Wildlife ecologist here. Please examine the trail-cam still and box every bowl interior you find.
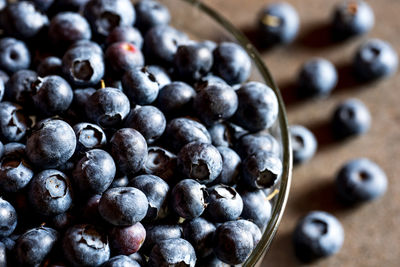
[156,0,293,265]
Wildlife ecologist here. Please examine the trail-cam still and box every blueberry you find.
[63,224,110,266]
[336,158,387,204]
[332,0,374,39]
[332,98,371,139]
[240,189,272,231]
[122,67,161,105]
[26,119,76,168]
[68,39,104,56]
[165,118,211,153]
[0,101,30,142]
[206,185,243,222]
[134,0,171,33]
[234,81,279,132]
[148,238,196,267]
[145,65,171,88]
[213,220,255,265]
[290,125,317,164]
[102,255,141,267]
[353,38,398,81]
[174,43,213,81]
[0,142,34,192]
[109,175,129,189]
[211,147,241,186]
[106,42,144,76]
[107,26,144,49]
[293,211,344,262]
[128,253,145,266]
[5,69,37,106]
[73,122,107,154]
[142,224,182,253]
[28,169,73,216]
[212,42,251,85]
[297,58,338,97]
[110,128,148,175]
[143,146,177,182]
[52,212,76,231]
[0,2,48,39]
[0,198,17,238]
[15,227,58,266]
[171,179,207,219]
[237,131,280,158]
[236,219,262,245]
[73,149,116,194]
[183,217,216,258]
[83,0,136,39]
[0,38,31,74]
[195,73,228,91]
[109,223,146,255]
[194,83,238,126]
[99,187,148,226]
[258,2,300,45]
[178,142,223,184]
[62,45,105,87]
[31,75,73,116]
[242,150,282,189]
[144,25,188,66]
[86,87,130,128]
[156,81,196,117]
[49,12,91,48]
[125,105,166,144]
[37,56,63,77]
[208,123,232,148]
[130,174,169,221]
[71,87,96,117]
[0,242,5,266]
[0,234,18,252]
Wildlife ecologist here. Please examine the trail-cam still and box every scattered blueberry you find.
[290,125,317,164]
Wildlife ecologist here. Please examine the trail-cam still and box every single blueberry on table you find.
[83,0,136,39]
[122,67,160,105]
[15,227,58,266]
[86,87,130,128]
[0,198,17,238]
[206,184,243,222]
[212,42,251,85]
[293,211,344,262]
[242,150,282,189]
[37,56,63,77]
[336,158,387,204]
[72,149,116,194]
[332,0,374,39]
[290,125,317,164]
[174,43,213,81]
[5,69,37,106]
[107,26,144,49]
[258,2,300,45]
[0,38,31,74]
[142,224,182,253]
[134,0,171,33]
[171,179,207,219]
[73,122,107,154]
[98,187,149,226]
[156,81,196,118]
[183,217,216,258]
[213,220,255,265]
[234,81,279,132]
[31,75,73,116]
[28,169,73,216]
[164,118,211,153]
[178,142,223,184]
[110,128,148,175]
[124,105,166,144]
[297,58,338,97]
[26,119,76,169]
[106,42,144,76]
[0,101,31,142]
[194,83,238,126]
[240,189,272,232]
[213,146,241,185]
[130,174,169,221]
[102,255,141,267]
[353,38,398,81]
[63,224,110,266]
[109,223,146,255]
[332,98,371,139]
[143,146,177,182]
[148,238,196,267]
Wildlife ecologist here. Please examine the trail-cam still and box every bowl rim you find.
[178,0,293,265]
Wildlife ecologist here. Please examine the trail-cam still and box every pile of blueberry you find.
[0,0,286,266]
[257,0,397,263]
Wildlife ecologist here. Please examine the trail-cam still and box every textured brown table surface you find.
[202,0,400,266]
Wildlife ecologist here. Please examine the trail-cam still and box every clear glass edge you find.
[178,0,293,266]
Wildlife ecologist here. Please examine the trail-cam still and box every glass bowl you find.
[157,0,293,265]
